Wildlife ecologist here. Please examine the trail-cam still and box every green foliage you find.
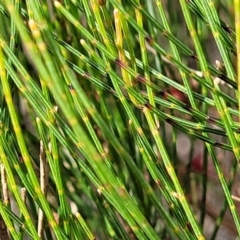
[0,0,239,239]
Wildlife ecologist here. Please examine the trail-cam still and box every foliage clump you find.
[0,0,239,239]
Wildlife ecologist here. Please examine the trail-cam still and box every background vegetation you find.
[0,0,239,239]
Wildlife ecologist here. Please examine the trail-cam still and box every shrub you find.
[0,0,239,239]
